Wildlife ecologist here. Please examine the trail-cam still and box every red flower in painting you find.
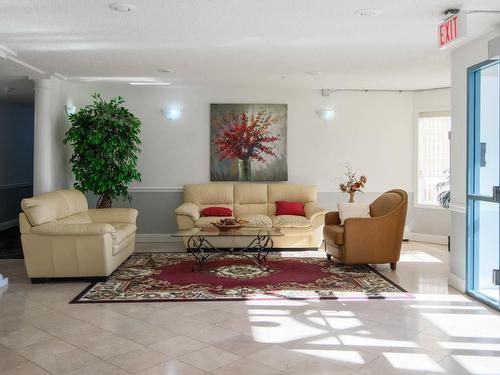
[212,110,280,163]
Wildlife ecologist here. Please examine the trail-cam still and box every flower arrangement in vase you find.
[339,164,367,203]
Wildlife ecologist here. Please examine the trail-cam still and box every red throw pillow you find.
[275,201,305,216]
[201,207,233,217]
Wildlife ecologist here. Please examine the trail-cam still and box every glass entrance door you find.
[467,60,500,309]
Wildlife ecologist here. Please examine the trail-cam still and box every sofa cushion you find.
[201,207,233,217]
[272,215,311,228]
[338,202,370,225]
[275,201,305,216]
[234,183,268,204]
[237,214,272,228]
[58,212,92,225]
[234,183,269,218]
[268,184,316,216]
[195,216,233,228]
[323,224,344,246]
[184,184,233,205]
[112,223,137,244]
[21,190,88,226]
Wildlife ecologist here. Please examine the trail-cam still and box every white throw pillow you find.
[337,202,371,225]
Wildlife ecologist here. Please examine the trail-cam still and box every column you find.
[33,78,53,195]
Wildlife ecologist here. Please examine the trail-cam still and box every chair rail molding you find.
[128,186,183,193]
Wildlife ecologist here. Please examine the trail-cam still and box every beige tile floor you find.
[0,242,499,375]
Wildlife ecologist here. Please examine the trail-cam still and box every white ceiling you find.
[1,0,500,90]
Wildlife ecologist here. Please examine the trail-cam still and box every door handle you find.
[494,186,500,202]
[494,269,500,286]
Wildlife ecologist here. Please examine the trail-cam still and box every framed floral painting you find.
[210,103,287,181]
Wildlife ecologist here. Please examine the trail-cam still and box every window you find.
[417,111,451,207]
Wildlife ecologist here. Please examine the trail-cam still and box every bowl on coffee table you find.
[211,218,249,232]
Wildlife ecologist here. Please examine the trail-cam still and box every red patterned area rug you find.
[71,252,411,303]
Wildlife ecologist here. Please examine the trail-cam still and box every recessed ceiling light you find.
[354,8,382,17]
[157,69,173,74]
[129,82,171,86]
[305,71,322,76]
[109,2,136,12]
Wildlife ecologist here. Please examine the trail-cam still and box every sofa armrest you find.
[88,208,138,224]
[304,203,326,221]
[325,211,341,225]
[343,215,404,264]
[175,202,200,221]
[31,222,116,240]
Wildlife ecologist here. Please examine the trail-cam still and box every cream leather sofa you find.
[20,189,138,283]
[175,183,325,248]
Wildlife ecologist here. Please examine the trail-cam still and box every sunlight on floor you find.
[398,251,443,263]
[383,352,444,372]
[244,290,500,374]
[338,334,418,348]
[452,355,500,375]
[422,313,500,338]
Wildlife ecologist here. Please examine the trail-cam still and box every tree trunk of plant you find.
[97,193,112,209]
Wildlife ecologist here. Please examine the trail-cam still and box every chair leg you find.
[390,262,397,271]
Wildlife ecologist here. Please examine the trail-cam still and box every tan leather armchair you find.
[19,189,138,283]
[323,189,407,270]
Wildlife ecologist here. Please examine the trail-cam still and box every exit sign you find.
[438,12,467,49]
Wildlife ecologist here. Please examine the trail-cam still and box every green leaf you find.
[63,92,142,204]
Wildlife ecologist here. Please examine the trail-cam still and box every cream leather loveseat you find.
[20,189,137,282]
[175,183,325,248]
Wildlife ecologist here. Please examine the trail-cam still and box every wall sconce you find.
[162,108,182,120]
[65,105,77,115]
[317,109,335,121]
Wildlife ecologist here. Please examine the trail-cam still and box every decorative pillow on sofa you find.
[275,201,305,216]
[201,207,233,217]
[337,202,370,225]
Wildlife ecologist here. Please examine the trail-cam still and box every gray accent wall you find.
[86,190,449,236]
[0,100,34,228]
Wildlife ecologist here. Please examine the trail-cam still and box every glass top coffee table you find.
[171,228,284,271]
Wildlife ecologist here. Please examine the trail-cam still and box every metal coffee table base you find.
[186,234,273,271]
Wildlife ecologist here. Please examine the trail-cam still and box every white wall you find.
[449,29,500,291]
[61,84,416,191]
[47,81,450,236]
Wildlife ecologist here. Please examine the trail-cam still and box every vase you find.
[348,192,355,203]
[237,158,252,181]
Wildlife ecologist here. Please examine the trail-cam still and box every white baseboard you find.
[136,233,182,243]
[0,218,18,231]
[448,272,466,292]
[409,232,448,245]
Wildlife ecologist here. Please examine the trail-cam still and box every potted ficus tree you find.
[63,93,142,208]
